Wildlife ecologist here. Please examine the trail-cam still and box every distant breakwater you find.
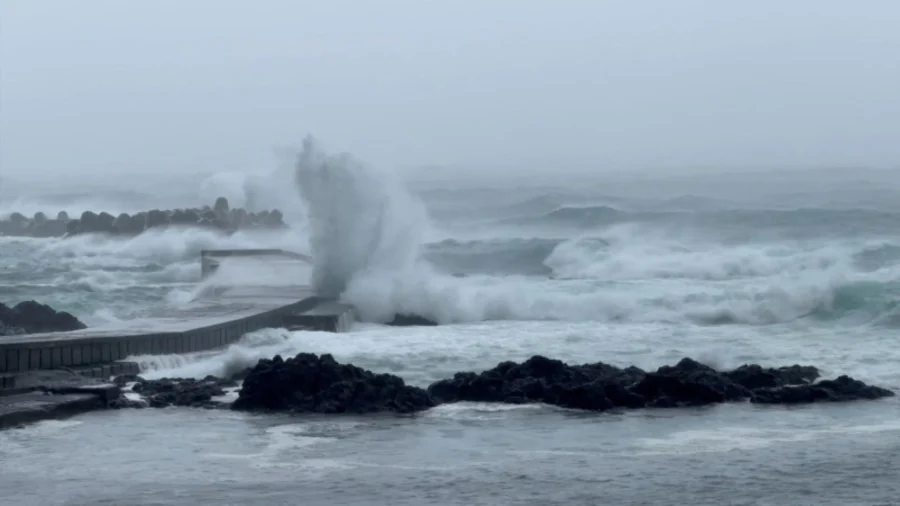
[0,197,286,238]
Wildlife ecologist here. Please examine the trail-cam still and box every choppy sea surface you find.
[2,159,900,505]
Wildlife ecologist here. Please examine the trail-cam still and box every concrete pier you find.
[0,286,323,377]
[1,250,354,387]
[1,249,356,428]
[200,248,312,278]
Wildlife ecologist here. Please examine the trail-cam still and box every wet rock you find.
[427,355,646,410]
[750,375,895,404]
[28,215,67,238]
[723,363,819,390]
[97,212,116,232]
[0,213,28,236]
[74,210,117,235]
[144,209,169,229]
[111,373,142,386]
[232,353,435,414]
[128,375,237,409]
[426,356,894,412]
[0,300,87,335]
[78,211,100,233]
[113,213,143,235]
[65,219,80,237]
[387,314,439,326]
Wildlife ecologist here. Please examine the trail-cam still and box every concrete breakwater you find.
[0,249,356,428]
[0,196,286,238]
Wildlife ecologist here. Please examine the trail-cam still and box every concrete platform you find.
[284,301,356,332]
[201,248,312,279]
[0,392,104,429]
[0,370,120,429]
[0,285,326,375]
[0,252,355,379]
[0,249,360,428]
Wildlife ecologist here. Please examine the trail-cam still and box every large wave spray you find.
[294,136,429,300]
[289,138,900,326]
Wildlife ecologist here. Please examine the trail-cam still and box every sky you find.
[1,0,899,181]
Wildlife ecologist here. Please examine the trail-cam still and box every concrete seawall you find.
[0,289,324,378]
[1,249,355,429]
[1,250,354,392]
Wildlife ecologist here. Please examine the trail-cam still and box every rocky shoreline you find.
[104,353,894,416]
[2,352,893,429]
[0,197,286,238]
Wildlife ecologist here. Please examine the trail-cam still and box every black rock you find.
[751,375,895,404]
[112,373,142,386]
[427,355,646,410]
[387,314,439,326]
[0,300,87,335]
[723,363,820,390]
[128,375,237,409]
[426,355,894,412]
[232,353,436,414]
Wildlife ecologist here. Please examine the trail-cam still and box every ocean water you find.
[2,148,900,505]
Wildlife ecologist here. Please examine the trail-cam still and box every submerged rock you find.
[426,356,893,411]
[386,314,439,326]
[0,300,87,335]
[126,375,238,409]
[232,353,435,414]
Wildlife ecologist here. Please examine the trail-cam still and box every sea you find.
[2,148,900,505]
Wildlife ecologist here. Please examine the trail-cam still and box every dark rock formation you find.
[99,355,894,419]
[387,314,439,326]
[232,353,436,414]
[121,375,238,409]
[0,301,87,335]
[426,356,894,411]
[1,197,287,238]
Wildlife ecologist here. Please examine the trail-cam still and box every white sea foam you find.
[288,139,900,326]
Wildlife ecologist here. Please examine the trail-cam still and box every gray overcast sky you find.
[1,0,899,179]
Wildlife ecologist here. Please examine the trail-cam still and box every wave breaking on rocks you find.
[114,353,895,414]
